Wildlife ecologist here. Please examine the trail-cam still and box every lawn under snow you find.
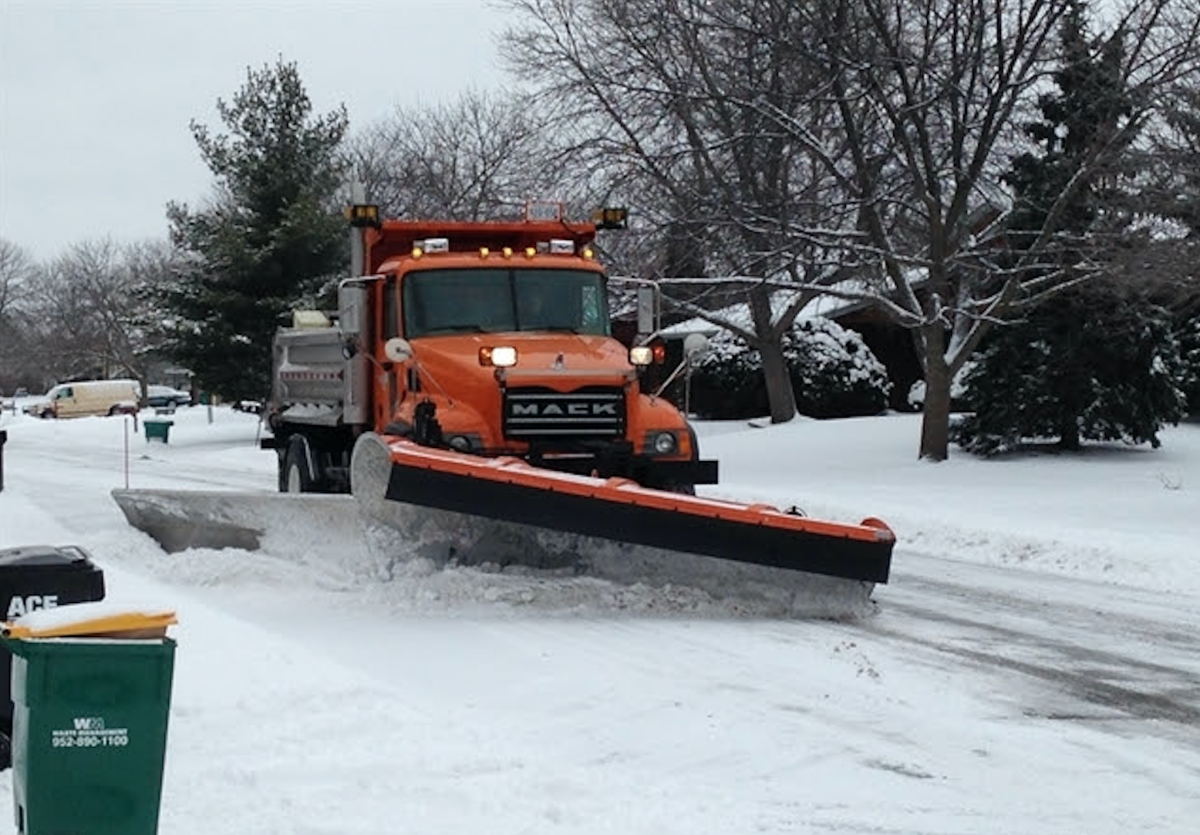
[0,401,1197,834]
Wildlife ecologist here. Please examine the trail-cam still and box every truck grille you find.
[503,387,625,439]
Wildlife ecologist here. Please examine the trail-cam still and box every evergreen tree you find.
[1179,314,1200,414]
[163,59,348,400]
[1004,0,1130,249]
[956,2,1186,454]
[953,281,1187,454]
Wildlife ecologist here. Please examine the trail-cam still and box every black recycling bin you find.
[0,545,105,769]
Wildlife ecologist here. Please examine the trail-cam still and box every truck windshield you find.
[402,268,611,338]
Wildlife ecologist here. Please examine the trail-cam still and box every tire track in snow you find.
[860,552,1200,731]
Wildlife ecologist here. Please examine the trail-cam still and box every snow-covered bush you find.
[687,330,770,419]
[784,319,892,418]
[687,318,891,420]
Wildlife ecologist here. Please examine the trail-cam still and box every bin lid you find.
[0,544,95,570]
[3,601,177,639]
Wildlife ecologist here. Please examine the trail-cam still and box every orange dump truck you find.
[260,203,894,589]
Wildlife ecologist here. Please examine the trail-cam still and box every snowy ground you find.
[0,401,1197,834]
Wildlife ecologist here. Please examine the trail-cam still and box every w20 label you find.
[5,594,58,619]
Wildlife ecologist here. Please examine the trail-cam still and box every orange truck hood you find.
[412,333,636,389]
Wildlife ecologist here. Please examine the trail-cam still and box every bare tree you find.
[768,0,1200,459]
[0,239,38,391]
[0,239,34,321]
[346,89,564,220]
[21,239,177,392]
[503,0,868,423]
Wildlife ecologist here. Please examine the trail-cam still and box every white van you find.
[40,379,141,419]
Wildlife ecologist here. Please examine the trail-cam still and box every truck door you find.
[382,275,403,418]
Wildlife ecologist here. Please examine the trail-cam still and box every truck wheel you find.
[659,482,696,496]
[282,438,317,493]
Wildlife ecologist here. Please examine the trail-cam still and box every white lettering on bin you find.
[52,718,130,749]
[6,594,58,619]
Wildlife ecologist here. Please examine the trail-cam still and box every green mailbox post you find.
[3,606,178,835]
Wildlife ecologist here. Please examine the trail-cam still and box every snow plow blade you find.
[370,436,894,584]
[111,489,363,554]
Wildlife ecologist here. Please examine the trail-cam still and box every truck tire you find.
[663,483,697,496]
[281,437,317,493]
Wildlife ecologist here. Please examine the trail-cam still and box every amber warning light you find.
[346,203,380,227]
[592,207,628,230]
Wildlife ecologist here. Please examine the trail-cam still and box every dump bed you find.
[270,325,349,427]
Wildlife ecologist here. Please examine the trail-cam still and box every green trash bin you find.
[143,420,173,443]
[2,605,178,835]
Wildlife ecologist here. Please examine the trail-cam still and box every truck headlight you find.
[629,346,653,366]
[649,431,678,455]
[479,346,518,367]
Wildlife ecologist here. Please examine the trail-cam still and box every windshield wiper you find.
[427,324,487,334]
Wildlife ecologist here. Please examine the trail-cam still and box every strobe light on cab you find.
[413,237,449,258]
[479,346,518,367]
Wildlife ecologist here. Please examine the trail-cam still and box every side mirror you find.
[383,337,414,363]
[683,332,709,360]
[342,338,358,360]
[636,286,656,336]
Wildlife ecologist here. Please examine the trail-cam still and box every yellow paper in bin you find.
[3,601,177,640]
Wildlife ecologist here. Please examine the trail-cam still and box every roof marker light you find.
[525,246,536,258]
[502,247,513,258]
[480,247,490,258]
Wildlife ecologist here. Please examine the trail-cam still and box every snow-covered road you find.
[1,406,1197,834]
[876,552,1200,730]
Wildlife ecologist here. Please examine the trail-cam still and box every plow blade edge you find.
[375,437,894,584]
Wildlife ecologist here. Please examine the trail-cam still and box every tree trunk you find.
[760,337,796,424]
[1058,418,1081,451]
[748,284,796,424]
[918,325,951,461]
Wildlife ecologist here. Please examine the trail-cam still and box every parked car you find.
[145,385,193,408]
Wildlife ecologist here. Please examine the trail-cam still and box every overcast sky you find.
[0,0,511,261]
